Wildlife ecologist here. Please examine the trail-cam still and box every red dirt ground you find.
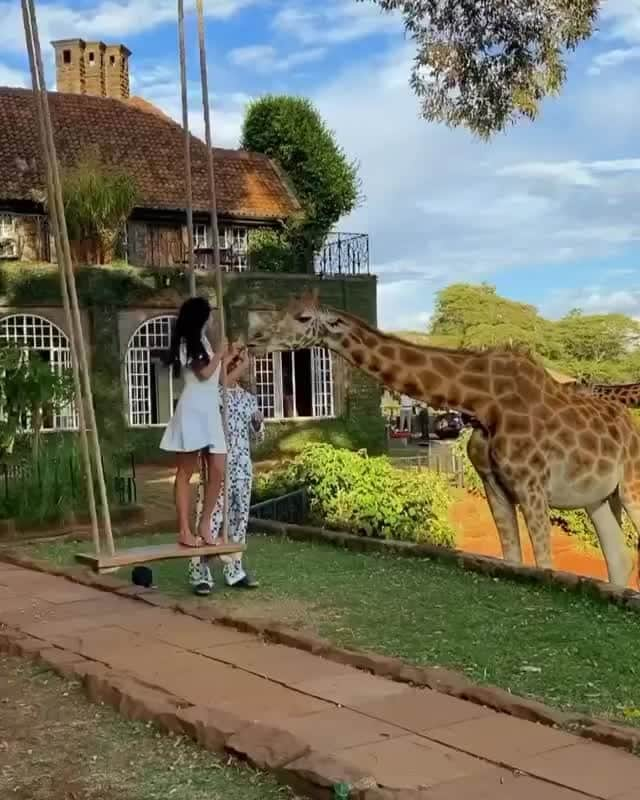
[452,492,639,590]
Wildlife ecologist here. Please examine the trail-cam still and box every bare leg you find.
[175,451,199,547]
[467,429,522,563]
[586,499,632,587]
[197,452,226,544]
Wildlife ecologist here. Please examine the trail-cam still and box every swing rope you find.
[177,0,196,299]
[21,0,115,557]
[195,0,230,544]
[177,0,229,543]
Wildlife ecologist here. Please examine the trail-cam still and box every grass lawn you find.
[0,654,298,800]
[23,532,640,727]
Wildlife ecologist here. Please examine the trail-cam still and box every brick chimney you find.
[52,39,87,94]
[85,41,106,96]
[52,38,131,100]
[104,44,131,100]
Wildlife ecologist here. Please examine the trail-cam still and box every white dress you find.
[159,336,227,455]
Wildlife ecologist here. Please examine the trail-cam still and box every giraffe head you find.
[248,289,347,352]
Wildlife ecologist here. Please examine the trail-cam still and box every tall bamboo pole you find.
[21,0,100,555]
[22,0,114,555]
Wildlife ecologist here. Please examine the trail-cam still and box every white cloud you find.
[599,0,640,44]
[0,61,28,87]
[588,46,640,75]
[496,158,640,187]
[308,43,640,328]
[544,286,640,318]
[273,0,401,46]
[0,0,258,54]
[228,44,326,73]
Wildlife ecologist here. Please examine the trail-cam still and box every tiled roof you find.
[0,87,300,220]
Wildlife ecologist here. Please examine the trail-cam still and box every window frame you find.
[250,348,335,421]
[125,314,177,428]
[0,313,78,432]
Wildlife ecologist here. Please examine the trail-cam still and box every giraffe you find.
[583,382,640,408]
[247,290,640,587]
[544,368,640,409]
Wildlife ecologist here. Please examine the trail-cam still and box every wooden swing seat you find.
[76,542,246,573]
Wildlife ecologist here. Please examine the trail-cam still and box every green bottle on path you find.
[333,783,350,799]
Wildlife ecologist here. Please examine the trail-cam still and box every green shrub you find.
[251,465,301,504]
[253,417,386,461]
[289,444,455,546]
[452,431,638,549]
[248,228,300,274]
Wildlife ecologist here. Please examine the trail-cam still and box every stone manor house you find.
[0,38,380,457]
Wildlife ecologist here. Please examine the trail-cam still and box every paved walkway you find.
[1,562,638,799]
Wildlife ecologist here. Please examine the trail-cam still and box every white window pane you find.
[252,352,276,419]
[311,346,334,418]
[126,315,177,427]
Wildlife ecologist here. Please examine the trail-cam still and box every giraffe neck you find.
[590,383,640,408]
[324,312,497,424]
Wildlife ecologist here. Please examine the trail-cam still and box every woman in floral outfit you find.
[188,346,264,595]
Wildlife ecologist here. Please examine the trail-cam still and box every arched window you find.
[0,313,77,430]
[125,315,180,427]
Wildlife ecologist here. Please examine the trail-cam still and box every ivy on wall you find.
[0,264,383,461]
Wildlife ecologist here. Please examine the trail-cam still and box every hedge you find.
[253,443,456,547]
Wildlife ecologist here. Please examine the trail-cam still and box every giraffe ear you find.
[299,288,320,307]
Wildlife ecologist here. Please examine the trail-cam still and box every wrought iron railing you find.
[314,232,370,276]
[389,452,465,488]
[249,488,309,525]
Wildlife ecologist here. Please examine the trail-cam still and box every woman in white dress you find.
[189,346,264,594]
[160,296,232,548]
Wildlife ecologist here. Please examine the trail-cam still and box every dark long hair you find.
[166,296,211,377]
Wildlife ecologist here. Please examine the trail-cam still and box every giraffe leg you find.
[608,490,623,527]
[517,491,553,570]
[467,429,522,563]
[586,498,632,588]
[482,475,522,564]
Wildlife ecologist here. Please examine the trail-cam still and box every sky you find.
[2,0,640,329]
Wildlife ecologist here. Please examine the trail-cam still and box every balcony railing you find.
[314,232,369,276]
[151,232,371,276]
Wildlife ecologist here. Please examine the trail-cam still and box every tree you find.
[361,0,599,137]
[241,96,360,265]
[554,311,640,380]
[62,155,137,265]
[429,283,560,357]
[420,282,640,383]
[0,342,74,460]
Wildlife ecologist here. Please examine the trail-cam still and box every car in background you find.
[431,410,465,440]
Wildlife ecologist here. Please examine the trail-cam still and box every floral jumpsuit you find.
[189,386,264,588]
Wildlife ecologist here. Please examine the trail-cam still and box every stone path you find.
[1,562,637,799]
